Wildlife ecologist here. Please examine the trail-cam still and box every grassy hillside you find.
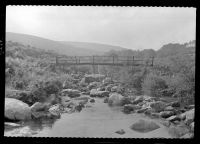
[60,41,126,54]
[6,32,128,56]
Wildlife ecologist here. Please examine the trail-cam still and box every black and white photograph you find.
[4,6,195,138]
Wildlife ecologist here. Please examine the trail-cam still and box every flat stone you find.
[130,119,160,133]
[115,129,125,135]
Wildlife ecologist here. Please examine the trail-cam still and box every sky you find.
[6,6,196,50]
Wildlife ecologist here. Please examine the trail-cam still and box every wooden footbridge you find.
[54,56,154,73]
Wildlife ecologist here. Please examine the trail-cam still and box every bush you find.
[28,77,63,103]
[142,73,168,97]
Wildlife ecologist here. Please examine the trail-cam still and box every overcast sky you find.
[6,6,196,50]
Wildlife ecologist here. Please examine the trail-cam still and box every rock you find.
[74,104,84,112]
[180,133,194,138]
[132,96,144,105]
[190,122,194,132]
[61,89,81,98]
[179,113,186,120]
[170,101,180,107]
[84,74,105,83]
[160,111,175,118]
[31,111,48,119]
[143,95,157,102]
[168,125,190,138]
[111,86,118,92]
[150,113,161,119]
[5,98,31,121]
[188,105,195,109]
[79,78,88,87]
[115,129,125,135]
[184,109,194,125]
[110,85,125,94]
[122,104,136,114]
[90,89,109,97]
[48,104,61,118]
[30,102,49,112]
[136,108,148,113]
[144,109,153,115]
[87,82,101,90]
[104,97,109,103]
[97,87,105,91]
[105,84,116,92]
[5,122,21,129]
[167,115,181,122]
[74,96,90,101]
[90,99,95,103]
[81,91,90,95]
[102,77,113,85]
[150,101,166,112]
[173,120,181,125]
[164,106,175,111]
[6,126,36,137]
[160,120,171,127]
[108,93,124,106]
[130,119,160,133]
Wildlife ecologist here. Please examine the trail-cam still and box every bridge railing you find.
[54,55,154,66]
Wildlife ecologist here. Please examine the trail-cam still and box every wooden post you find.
[56,56,58,65]
[92,56,95,74]
[151,56,154,66]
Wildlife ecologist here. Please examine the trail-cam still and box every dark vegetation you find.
[5,40,195,106]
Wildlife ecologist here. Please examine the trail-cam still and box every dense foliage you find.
[5,40,195,105]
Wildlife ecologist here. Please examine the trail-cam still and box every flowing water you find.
[4,98,173,138]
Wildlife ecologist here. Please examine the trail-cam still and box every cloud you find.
[6,6,196,50]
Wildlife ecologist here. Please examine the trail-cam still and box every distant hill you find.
[59,41,126,54]
[6,32,128,56]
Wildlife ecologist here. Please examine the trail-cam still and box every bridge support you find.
[92,65,99,74]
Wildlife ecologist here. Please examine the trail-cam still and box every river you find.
[4,98,173,138]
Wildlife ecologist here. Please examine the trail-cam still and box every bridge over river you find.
[53,56,154,73]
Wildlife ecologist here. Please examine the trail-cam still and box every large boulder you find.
[170,101,181,107]
[136,108,148,113]
[190,122,194,132]
[61,89,81,98]
[168,125,190,138]
[87,82,101,90]
[132,96,144,105]
[184,108,194,125]
[122,104,141,114]
[164,106,175,111]
[83,74,105,84]
[108,93,124,106]
[167,115,181,122]
[160,111,175,118]
[150,101,166,112]
[48,104,62,118]
[111,85,125,94]
[5,98,31,121]
[130,119,160,133]
[102,77,113,85]
[5,89,34,106]
[90,89,109,97]
[30,102,49,112]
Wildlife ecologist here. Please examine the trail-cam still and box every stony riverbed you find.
[4,74,194,138]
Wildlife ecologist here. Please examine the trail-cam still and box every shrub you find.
[28,77,63,103]
[142,73,168,97]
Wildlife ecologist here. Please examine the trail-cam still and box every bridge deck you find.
[54,56,154,66]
